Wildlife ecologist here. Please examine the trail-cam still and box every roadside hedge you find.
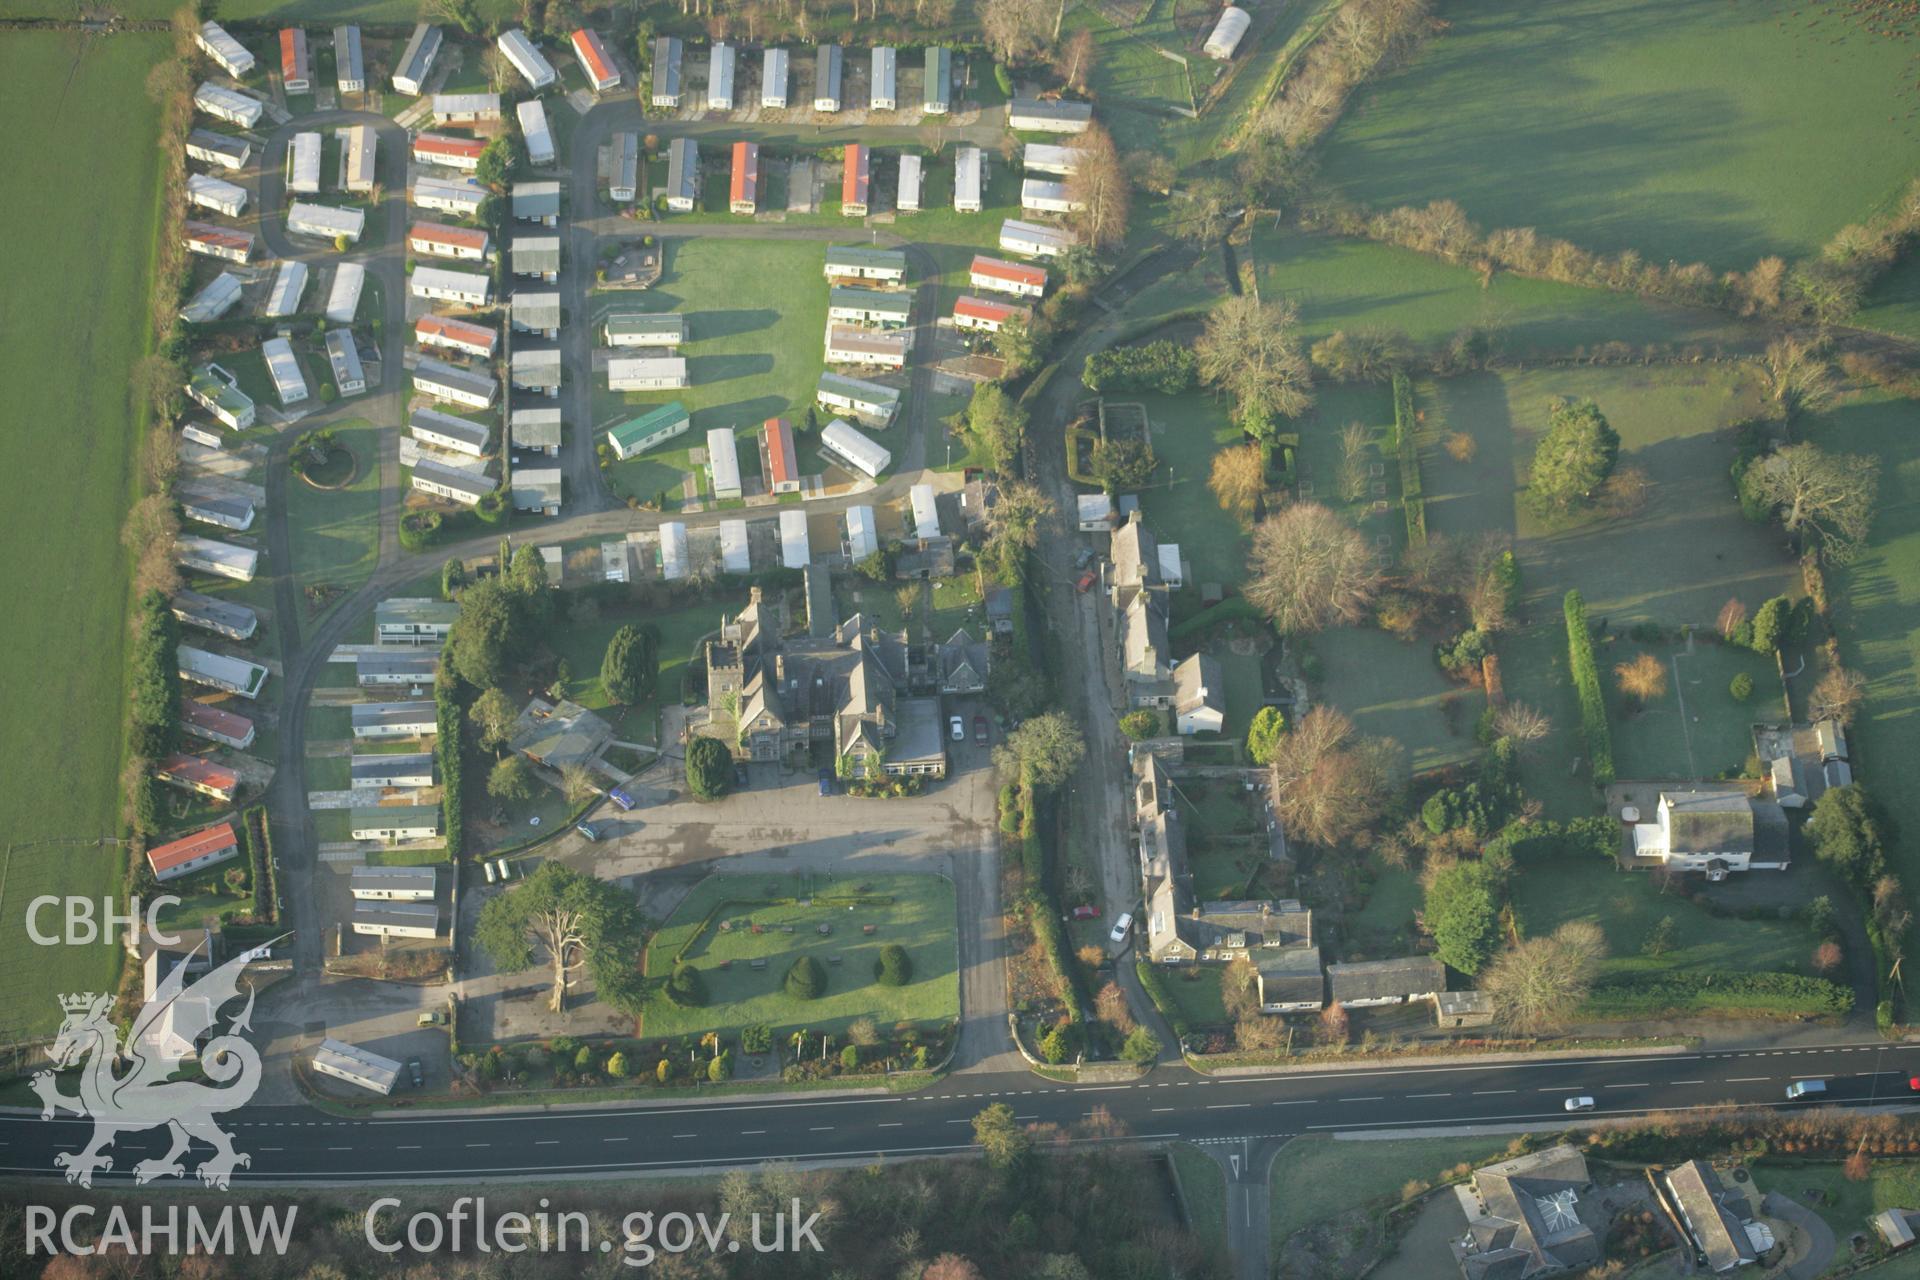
[1585,971,1851,1020]
[129,589,181,760]
[1390,371,1426,548]
[1562,590,1615,785]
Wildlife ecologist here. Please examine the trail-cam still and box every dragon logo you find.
[32,936,281,1189]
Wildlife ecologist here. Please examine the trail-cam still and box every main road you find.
[2,1041,1913,1184]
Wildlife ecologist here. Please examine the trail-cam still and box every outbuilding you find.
[511,235,561,280]
[517,98,555,167]
[780,509,811,568]
[573,28,621,92]
[312,1039,401,1095]
[512,181,562,224]
[334,25,365,94]
[1203,6,1252,60]
[187,172,248,217]
[147,823,240,884]
[511,290,561,337]
[706,428,743,499]
[410,458,494,505]
[415,313,496,358]
[607,356,688,390]
[708,42,737,110]
[954,145,983,212]
[511,345,563,395]
[870,46,897,110]
[651,36,683,107]
[820,418,891,478]
[813,44,843,111]
[287,201,365,243]
[665,138,699,211]
[761,47,790,108]
[325,330,365,396]
[497,29,557,90]
[262,335,309,404]
[392,24,443,95]
[1325,956,1446,1008]
[351,701,438,739]
[730,140,759,213]
[607,401,691,459]
[411,266,491,306]
[196,21,255,78]
[286,131,322,194]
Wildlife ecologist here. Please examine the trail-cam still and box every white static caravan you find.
[846,505,879,561]
[351,901,442,937]
[417,314,496,359]
[819,418,891,479]
[184,221,253,264]
[707,42,736,110]
[1007,97,1094,134]
[186,129,251,170]
[392,23,443,96]
[410,458,494,505]
[263,259,308,317]
[312,1039,400,1095]
[326,262,365,323]
[286,131,322,194]
[897,154,923,212]
[181,272,245,324]
[342,124,376,193]
[706,428,743,500]
[659,521,690,581]
[287,201,365,243]
[999,217,1076,259]
[1021,176,1082,215]
[1023,143,1082,177]
[194,82,264,129]
[825,323,910,369]
[720,520,751,574]
[177,535,258,582]
[609,132,639,202]
[410,175,487,217]
[431,92,502,124]
[412,356,497,409]
[779,509,811,569]
[954,146,983,213]
[325,330,365,395]
[606,357,688,391]
[334,25,365,94]
[496,28,557,90]
[909,482,940,541]
[410,266,491,306]
[349,865,437,900]
[409,222,490,261]
[411,407,488,457]
[262,336,309,405]
[870,46,897,111]
[517,98,555,167]
[197,21,255,78]
[761,47,790,109]
[187,173,248,217]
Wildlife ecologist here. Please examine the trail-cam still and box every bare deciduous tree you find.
[1716,596,1748,639]
[1196,295,1316,428]
[1208,442,1265,525]
[1493,702,1551,748]
[1812,665,1866,725]
[1054,27,1096,93]
[1267,706,1403,847]
[1743,442,1879,563]
[1064,124,1129,253]
[560,762,598,805]
[1245,502,1382,634]
[980,0,1049,64]
[1337,421,1371,502]
[1615,653,1668,705]
[1762,337,1838,421]
[1481,920,1606,1036]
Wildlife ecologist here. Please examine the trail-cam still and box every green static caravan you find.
[607,401,693,460]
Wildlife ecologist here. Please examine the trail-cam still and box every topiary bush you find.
[1730,672,1755,701]
[785,954,827,1001]
[665,963,707,1008]
[686,736,732,801]
[875,943,912,986]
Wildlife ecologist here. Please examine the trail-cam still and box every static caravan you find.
[651,36,683,107]
[510,290,561,338]
[325,330,365,395]
[842,143,871,216]
[286,131,322,194]
[910,482,940,540]
[182,700,255,750]
[287,201,365,243]
[155,753,238,802]
[412,356,497,408]
[606,401,691,460]
[825,323,910,369]
[511,181,562,224]
[512,468,562,515]
[409,221,490,260]
[664,138,699,211]
[194,83,264,129]
[954,294,1032,333]
[351,700,438,739]
[708,42,736,110]
[356,651,437,687]
[511,234,561,281]
[897,153,923,212]
[706,428,743,499]
[375,597,460,645]
[923,47,952,114]
[969,254,1048,298]
[761,47,790,108]
[763,418,800,494]
[262,259,306,316]
[1024,143,1082,177]
[280,28,310,94]
[813,44,843,112]
[659,522,690,581]
[999,217,1076,258]
[392,24,443,95]
[846,505,879,560]
[410,458,494,505]
[350,865,438,900]
[730,141,759,214]
[181,272,245,324]
[816,371,902,425]
[179,644,269,699]
[262,336,309,405]
[412,132,486,170]
[176,534,258,581]
[416,314,496,358]
[326,262,365,323]
[180,493,255,532]
[607,356,688,390]
[870,46,897,110]
[1007,97,1093,133]
[572,28,621,92]
[410,175,487,217]
[187,173,248,217]
[186,128,251,170]
[954,146,983,212]
[829,285,912,329]
[609,132,639,202]
[823,245,907,283]
[410,407,489,456]
[350,806,443,842]
[312,1039,401,1094]
[334,26,365,94]
[819,419,892,479]
[496,29,557,91]
[510,346,563,396]
[148,823,241,885]
[411,266,491,306]
[186,366,255,430]
[603,311,686,348]
[511,407,562,456]
[1021,176,1082,214]
[780,509,811,568]
[517,98,555,167]
[431,92,502,124]
[197,21,255,78]
[173,589,257,639]
[720,519,751,573]
[342,124,376,193]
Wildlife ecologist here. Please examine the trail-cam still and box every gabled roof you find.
[1325,955,1444,1003]
[1665,1161,1757,1272]
[1661,790,1755,853]
[148,822,239,876]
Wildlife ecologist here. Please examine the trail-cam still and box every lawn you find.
[0,31,169,1036]
[1604,638,1775,781]
[641,872,959,1040]
[1130,391,1251,590]
[1316,627,1483,775]
[1066,0,1211,155]
[1270,1134,1517,1245]
[1157,965,1228,1029]
[287,418,382,613]
[1854,255,1920,342]
[1168,1143,1227,1253]
[1752,1158,1920,1243]
[1317,0,1920,270]
[544,594,733,742]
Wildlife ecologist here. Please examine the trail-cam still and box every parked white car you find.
[1109,912,1133,945]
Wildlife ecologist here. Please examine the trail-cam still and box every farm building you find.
[780,509,811,568]
[604,312,686,347]
[182,699,255,750]
[1203,6,1252,60]
[411,266,491,306]
[573,28,620,91]
[1326,956,1446,1008]
[194,82,263,128]
[511,407,562,455]
[512,181,562,224]
[512,467,562,514]
[763,418,800,493]
[510,346,563,395]
[351,753,436,791]
[762,47,790,108]
[350,865,437,900]
[342,125,376,192]
[280,28,310,93]
[325,330,366,395]
[817,371,901,424]
[263,260,307,317]
[352,701,438,739]
[651,36,683,106]
[312,1039,401,1095]
[181,272,245,324]
[416,313,496,358]
[660,522,691,580]
[924,47,952,113]
[287,202,365,243]
[720,520,751,573]
[910,482,940,540]
[706,428,743,499]
[846,505,879,560]
[731,140,759,213]
[196,21,254,77]
[1021,177,1082,214]
[357,651,438,688]
[186,365,255,429]
[334,26,365,93]
[412,132,486,170]
[431,92,502,124]
[820,418,891,478]
[826,323,910,368]
[184,221,253,264]
[409,222,490,260]
[187,172,247,216]
[1008,98,1093,133]
[147,823,240,885]
[954,294,1032,333]
[871,46,897,110]
[897,154,922,211]
[171,590,257,639]
[1024,143,1082,176]
[393,24,443,95]
[1000,217,1076,258]
[842,143,871,215]
[607,401,691,459]
[607,356,688,390]
[954,146,983,212]
[709,42,737,109]
[262,336,308,405]
[181,491,255,531]
[155,754,239,802]
[186,129,250,169]
[609,132,639,202]
[375,596,460,644]
[412,356,497,408]
[824,245,906,282]
[351,900,441,936]
[970,254,1047,298]
[410,175,487,217]
[287,131,322,193]
[517,98,555,166]
[497,29,557,90]
[176,535,258,582]
[410,458,494,505]
[178,644,268,699]
[813,44,844,111]
[829,285,912,328]
[665,138,700,210]
[512,235,561,280]
[511,291,561,337]
[326,263,365,323]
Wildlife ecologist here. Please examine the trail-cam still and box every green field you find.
[1317,0,1920,270]
[0,32,168,1037]
[287,418,382,611]
[1270,1134,1516,1245]
[0,0,516,19]
[641,873,958,1040]
[1854,256,1920,341]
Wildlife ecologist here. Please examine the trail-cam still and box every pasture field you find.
[1855,256,1920,341]
[641,873,958,1040]
[287,418,382,612]
[1317,0,1920,270]
[0,32,169,1038]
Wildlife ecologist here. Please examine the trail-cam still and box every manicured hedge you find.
[1391,371,1426,548]
[1562,590,1615,785]
[1585,971,1851,1019]
[241,805,277,922]
[1082,340,1198,394]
